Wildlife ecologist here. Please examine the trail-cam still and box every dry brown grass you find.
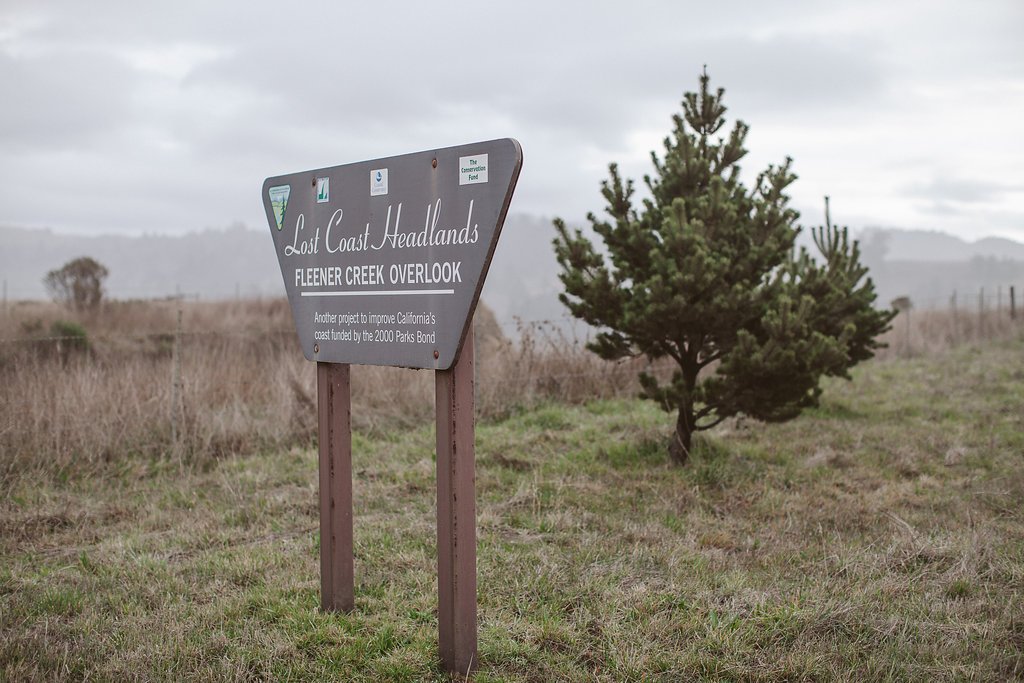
[0,309,311,484]
[876,306,1021,359]
[0,300,652,484]
[2,297,1021,485]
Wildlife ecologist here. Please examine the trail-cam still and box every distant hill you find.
[481,214,565,326]
[0,223,282,301]
[0,216,568,326]
[858,227,1024,263]
[3,221,1021,321]
[856,228,1024,308]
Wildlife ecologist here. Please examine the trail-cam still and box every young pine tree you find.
[553,71,894,465]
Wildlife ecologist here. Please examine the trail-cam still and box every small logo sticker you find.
[316,177,330,203]
[370,168,388,196]
[459,154,488,185]
[268,185,290,230]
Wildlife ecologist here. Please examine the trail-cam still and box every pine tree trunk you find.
[668,408,693,466]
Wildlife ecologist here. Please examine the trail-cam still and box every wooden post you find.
[171,309,183,455]
[978,287,985,339]
[435,332,477,674]
[951,290,958,345]
[904,307,911,356]
[1011,286,1017,321]
[317,362,354,613]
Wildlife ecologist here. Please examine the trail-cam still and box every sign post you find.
[263,139,521,674]
[436,332,476,672]
[317,362,354,613]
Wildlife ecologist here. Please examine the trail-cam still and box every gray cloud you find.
[0,0,1021,240]
[908,177,1024,204]
[0,49,139,151]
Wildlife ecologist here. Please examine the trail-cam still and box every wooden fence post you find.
[1011,286,1017,321]
[978,287,984,339]
[171,308,183,462]
[317,362,355,613]
[951,290,958,345]
[904,307,911,355]
[435,332,477,675]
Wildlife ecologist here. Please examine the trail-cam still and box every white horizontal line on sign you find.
[300,289,455,297]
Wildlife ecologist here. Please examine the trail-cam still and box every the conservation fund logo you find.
[370,168,388,196]
[459,154,488,185]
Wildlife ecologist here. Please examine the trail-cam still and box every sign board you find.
[262,138,522,369]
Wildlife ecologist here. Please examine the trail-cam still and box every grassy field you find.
[2,336,1023,681]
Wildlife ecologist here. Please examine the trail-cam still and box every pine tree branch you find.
[661,343,682,365]
[695,413,728,431]
[697,351,722,368]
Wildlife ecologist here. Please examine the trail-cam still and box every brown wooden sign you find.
[263,139,522,675]
[263,138,522,369]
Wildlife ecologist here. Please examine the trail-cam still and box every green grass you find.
[2,338,1024,681]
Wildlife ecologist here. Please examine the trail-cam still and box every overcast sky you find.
[1,1,1022,243]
